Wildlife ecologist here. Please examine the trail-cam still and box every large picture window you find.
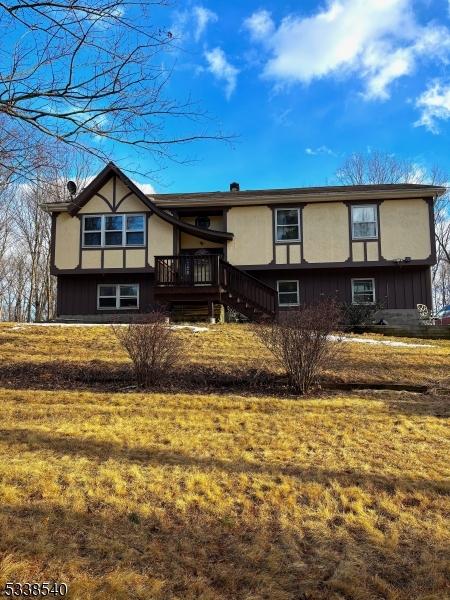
[83,214,145,247]
[352,278,375,304]
[275,208,301,242]
[97,284,139,310]
[351,205,378,239]
[277,280,299,306]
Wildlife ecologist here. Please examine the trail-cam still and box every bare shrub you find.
[254,300,342,395]
[112,311,182,388]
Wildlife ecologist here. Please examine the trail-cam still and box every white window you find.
[97,284,139,309]
[83,214,145,247]
[275,208,301,242]
[277,280,299,306]
[351,205,378,239]
[352,278,375,304]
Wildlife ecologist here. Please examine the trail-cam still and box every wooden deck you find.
[154,255,277,320]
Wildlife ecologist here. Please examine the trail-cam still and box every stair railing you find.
[219,259,277,316]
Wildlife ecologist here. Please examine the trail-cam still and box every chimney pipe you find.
[230,182,240,192]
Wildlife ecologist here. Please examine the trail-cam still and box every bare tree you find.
[0,1,226,182]
[336,151,450,310]
[254,300,342,395]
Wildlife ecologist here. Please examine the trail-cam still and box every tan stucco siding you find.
[81,250,101,269]
[118,194,148,212]
[275,245,287,264]
[366,241,379,261]
[180,232,223,250]
[352,242,364,262]
[290,244,301,263]
[380,199,431,260]
[103,250,123,269]
[148,215,174,267]
[303,202,350,263]
[126,249,146,268]
[181,216,224,231]
[55,213,80,270]
[179,216,225,250]
[227,206,273,265]
[78,195,111,214]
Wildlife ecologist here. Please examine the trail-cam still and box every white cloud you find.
[135,181,156,195]
[305,146,335,156]
[415,81,450,133]
[244,1,450,100]
[172,5,217,43]
[193,6,218,41]
[204,47,239,99]
[243,9,274,40]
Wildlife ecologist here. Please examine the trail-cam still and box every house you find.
[42,162,445,323]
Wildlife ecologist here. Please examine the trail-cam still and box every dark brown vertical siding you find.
[57,274,155,315]
[248,266,432,309]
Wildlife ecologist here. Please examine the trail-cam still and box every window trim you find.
[275,208,301,243]
[351,278,376,305]
[277,280,300,307]
[97,283,140,310]
[82,214,146,248]
[351,204,378,240]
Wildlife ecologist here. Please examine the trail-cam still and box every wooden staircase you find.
[154,255,277,321]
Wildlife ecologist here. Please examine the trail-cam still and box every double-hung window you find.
[351,205,378,239]
[277,280,299,306]
[83,214,145,247]
[275,208,301,242]
[351,279,375,304]
[97,284,139,309]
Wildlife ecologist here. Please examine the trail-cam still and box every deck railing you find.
[155,254,277,317]
[155,255,220,287]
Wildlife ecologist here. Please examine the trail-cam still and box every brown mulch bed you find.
[0,359,444,397]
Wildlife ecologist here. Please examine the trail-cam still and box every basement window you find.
[83,214,145,247]
[351,205,378,239]
[275,208,301,242]
[352,278,375,304]
[97,284,139,310]
[277,280,299,306]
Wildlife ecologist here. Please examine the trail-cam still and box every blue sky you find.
[123,1,450,193]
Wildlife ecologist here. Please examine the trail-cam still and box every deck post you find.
[208,300,216,324]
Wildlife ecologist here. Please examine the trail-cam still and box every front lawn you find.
[0,324,448,599]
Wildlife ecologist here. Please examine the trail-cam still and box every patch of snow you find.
[329,335,431,348]
[170,325,210,333]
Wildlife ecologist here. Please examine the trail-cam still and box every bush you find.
[342,301,384,328]
[254,300,342,395]
[112,311,182,388]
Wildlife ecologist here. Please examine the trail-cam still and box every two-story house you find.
[42,162,445,323]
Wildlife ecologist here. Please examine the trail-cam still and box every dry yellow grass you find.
[0,324,449,599]
[0,322,448,386]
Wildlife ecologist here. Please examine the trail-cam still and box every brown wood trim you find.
[345,199,383,263]
[146,213,152,267]
[52,267,154,275]
[115,191,133,212]
[223,207,229,261]
[376,201,383,260]
[94,192,114,212]
[426,197,437,264]
[68,162,234,243]
[236,258,435,271]
[50,212,57,271]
